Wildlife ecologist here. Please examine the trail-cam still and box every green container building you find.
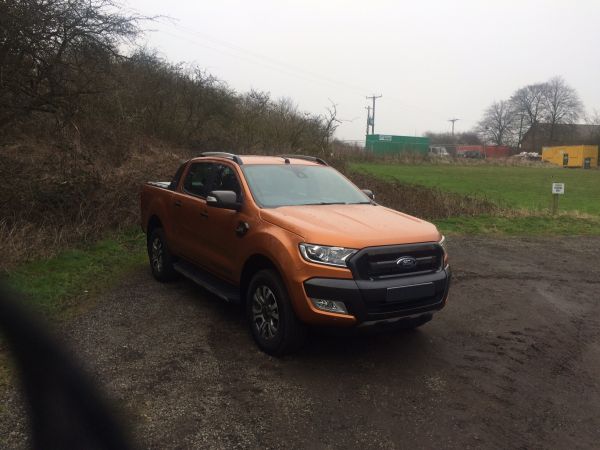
[365,134,430,154]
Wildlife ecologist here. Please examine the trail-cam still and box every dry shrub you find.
[0,220,69,266]
[0,140,187,270]
[346,170,504,220]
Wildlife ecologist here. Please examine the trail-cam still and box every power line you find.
[125,6,466,131]
[176,27,369,94]
[158,29,352,92]
[151,16,451,115]
[152,19,371,95]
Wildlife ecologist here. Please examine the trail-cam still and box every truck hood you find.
[260,204,441,248]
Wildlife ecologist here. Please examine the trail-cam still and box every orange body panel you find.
[141,155,446,326]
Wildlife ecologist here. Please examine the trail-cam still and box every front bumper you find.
[303,266,451,324]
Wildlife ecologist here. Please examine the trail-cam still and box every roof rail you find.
[279,154,328,166]
[199,152,243,165]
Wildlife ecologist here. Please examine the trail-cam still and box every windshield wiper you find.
[298,202,348,205]
[298,201,375,206]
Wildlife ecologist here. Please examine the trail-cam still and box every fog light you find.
[310,298,348,314]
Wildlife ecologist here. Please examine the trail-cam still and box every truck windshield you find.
[242,165,371,208]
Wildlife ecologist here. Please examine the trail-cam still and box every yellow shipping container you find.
[542,145,598,168]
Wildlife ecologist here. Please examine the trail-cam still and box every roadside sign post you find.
[551,183,565,216]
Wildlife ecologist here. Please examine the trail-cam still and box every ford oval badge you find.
[396,256,417,269]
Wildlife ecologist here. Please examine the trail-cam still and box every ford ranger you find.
[140,153,450,355]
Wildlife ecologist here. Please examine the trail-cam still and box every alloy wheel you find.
[151,237,164,273]
[252,285,280,340]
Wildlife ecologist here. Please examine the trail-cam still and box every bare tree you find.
[509,82,548,150]
[510,83,547,128]
[584,109,600,126]
[585,109,600,125]
[542,76,583,141]
[0,0,144,128]
[477,100,516,145]
[583,109,600,145]
[320,100,342,148]
[0,1,335,157]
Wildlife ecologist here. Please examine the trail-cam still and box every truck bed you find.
[140,182,178,234]
[146,181,171,189]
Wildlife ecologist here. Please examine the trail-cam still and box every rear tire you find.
[147,228,178,282]
[246,269,306,356]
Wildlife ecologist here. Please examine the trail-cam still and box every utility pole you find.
[366,94,382,134]
[365,105,372,136]
[517,114,525,149]
[448,118,460,136]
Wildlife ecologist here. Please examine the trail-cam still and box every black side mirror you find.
[362,189,375,200]
[206,190,241,211]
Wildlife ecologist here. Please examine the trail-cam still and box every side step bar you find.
[173,261,241,303]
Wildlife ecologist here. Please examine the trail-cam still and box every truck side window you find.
[211,164,242,200]
[183,163,213,198]
[169,161,188,191]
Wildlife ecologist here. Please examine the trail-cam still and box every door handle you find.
[200,211,208,218]
[174,200,182,207]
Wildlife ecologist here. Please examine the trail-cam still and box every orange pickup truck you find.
[140,153,450,355]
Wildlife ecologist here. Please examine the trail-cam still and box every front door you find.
[202,163,246,283]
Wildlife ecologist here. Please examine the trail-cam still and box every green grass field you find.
[3,229,146,319]
[352,163,600,216]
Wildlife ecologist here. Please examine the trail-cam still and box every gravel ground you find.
[1,236,600,449]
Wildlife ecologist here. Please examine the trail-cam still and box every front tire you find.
[147,228,178,282]
[246,270,306,356]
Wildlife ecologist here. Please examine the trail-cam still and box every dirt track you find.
[2,236,600,449]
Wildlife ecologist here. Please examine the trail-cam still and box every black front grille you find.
[348,243,443,280]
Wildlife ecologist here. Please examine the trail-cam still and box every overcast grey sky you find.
[125,0,600,141]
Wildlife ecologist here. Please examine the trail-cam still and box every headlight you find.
[439,235,447,251]
[438,235,448,264]
[299,243,357,267]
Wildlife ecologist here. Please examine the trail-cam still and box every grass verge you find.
[2,228,146,320]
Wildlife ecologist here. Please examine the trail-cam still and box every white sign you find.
[552,183,565,195]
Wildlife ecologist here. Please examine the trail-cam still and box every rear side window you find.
[169,161,188,190]
[183,163,214,197]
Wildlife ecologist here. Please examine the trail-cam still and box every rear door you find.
[174,162,215,264]
[161,162,189,254]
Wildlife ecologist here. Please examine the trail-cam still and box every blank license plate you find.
[386,283,435,303]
